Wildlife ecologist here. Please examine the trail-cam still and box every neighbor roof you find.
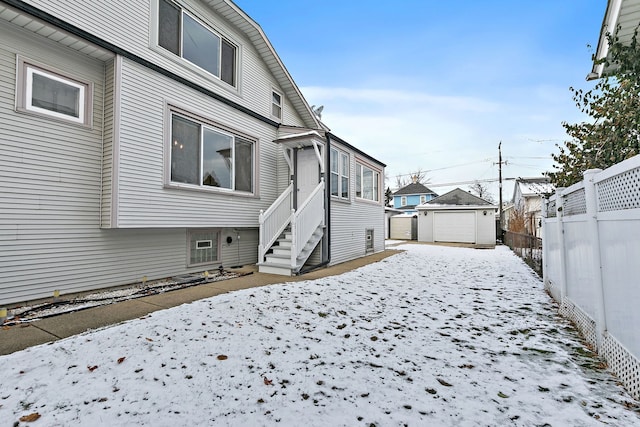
[393,182,438,196]
[423,188,494,207]
[514,177,554,198]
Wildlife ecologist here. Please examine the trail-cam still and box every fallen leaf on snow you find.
[217,355,228,360]
[117,357,126,364]
[19,412,41,422]
[437,378,452,387]
[498,391,509,398]
[87,365,98,372]
[263,377,273,386]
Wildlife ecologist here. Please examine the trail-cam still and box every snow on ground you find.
[1,244,639,426]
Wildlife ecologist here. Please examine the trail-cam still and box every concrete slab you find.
[0,249,402,356]
[0,324,58,355]
[138,285,228,308]
[31,299,159,340]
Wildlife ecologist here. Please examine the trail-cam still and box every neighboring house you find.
[416,188,497,248]
[0,0,385,305]
[511,177,554,237]
[392,178,438,214]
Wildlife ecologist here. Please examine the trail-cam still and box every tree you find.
[548,30,640,187]
[508,207,526,234]
[384,187,393,206]
[394,169,431,188]
[468,181,495,203]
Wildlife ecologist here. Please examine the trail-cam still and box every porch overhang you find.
[274,130,325,174]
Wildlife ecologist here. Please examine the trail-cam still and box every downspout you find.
[296,132,332,274]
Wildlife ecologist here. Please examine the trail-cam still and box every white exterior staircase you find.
[258,180,325,276]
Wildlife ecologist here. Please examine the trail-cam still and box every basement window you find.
[188,229,220,266]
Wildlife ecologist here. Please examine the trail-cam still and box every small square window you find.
[17,59,92,126]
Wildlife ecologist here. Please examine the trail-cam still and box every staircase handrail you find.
[259,181,294,262]
[290,179,325,268]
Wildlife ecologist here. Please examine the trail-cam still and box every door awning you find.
[274,130,325,174]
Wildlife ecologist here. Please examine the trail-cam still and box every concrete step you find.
[264,253,292,266]
[258,263,293,276]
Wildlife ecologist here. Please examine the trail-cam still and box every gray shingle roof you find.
[393,182,438,196]
[426,188,493,206]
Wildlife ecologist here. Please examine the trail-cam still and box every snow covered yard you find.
[1,244,639,426]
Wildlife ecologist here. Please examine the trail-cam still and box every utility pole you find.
[498,142,504,239]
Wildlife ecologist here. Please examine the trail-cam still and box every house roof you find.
[205,0,321,129]
[420,188,495,208]
[1,0,322,130]
[512,177,554,201]
[590,0,640,79]
[393,182,438,196]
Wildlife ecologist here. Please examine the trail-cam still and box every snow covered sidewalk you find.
[1,244,639,426]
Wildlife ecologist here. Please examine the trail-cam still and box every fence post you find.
[555,188,568,303]
[583,169,607,351]
[542,198,549,288]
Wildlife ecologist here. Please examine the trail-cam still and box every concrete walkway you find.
[0,250,398,355]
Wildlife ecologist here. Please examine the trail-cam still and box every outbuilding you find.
[416,188,497,248]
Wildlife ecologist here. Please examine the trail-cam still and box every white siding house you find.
[0,0,385,305]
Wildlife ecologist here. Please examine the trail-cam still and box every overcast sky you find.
[234,0,605,201]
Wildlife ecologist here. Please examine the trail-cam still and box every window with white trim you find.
[330,148,349,199]
[401,196,407,206]
[16,59,92,126]
[170,111,254,193]
[420,195,427,204]
[158,0,236,86]
[188,229,219,266]
[271,90,282,119]
[356,162,380,202]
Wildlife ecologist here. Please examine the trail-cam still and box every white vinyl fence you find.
[542,155,640,400]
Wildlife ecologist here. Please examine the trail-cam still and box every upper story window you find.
[169,110,254,193]
[420,195,427,204]
[330,148,349,199]
[401,196,407,206]
[16,58,92,126]
[356,162,380,202]
[158,0,236,86]
[271,90,282,120]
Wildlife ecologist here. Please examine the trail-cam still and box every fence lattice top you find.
[597,167,640,212]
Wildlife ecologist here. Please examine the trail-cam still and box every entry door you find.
[296,148,320,206]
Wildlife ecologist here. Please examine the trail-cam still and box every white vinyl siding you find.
[17,0,311,126]
[329,141,385,265]
[114,58,281,228]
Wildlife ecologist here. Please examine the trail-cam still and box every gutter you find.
[2,0,280,127]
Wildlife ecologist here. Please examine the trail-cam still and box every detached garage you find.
[416,188,497,248]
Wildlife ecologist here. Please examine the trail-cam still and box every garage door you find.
[433,212,476,243]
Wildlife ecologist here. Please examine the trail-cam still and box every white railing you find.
[290,179,325,268]
[258,181,294,263]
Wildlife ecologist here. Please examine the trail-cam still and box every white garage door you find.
[434,212,476,243]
